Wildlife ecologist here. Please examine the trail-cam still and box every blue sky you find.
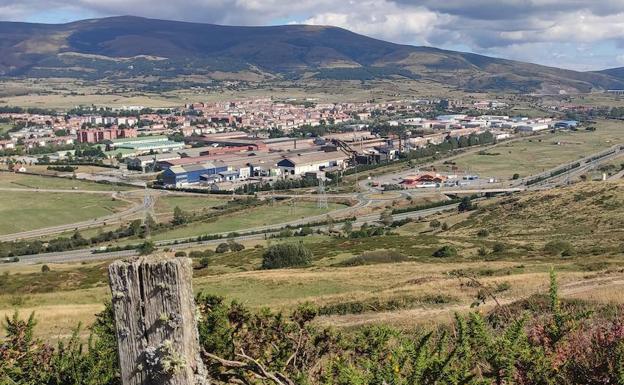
[3,0,624,71]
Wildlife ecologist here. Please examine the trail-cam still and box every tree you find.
[379,210,393,227]
[458,196,475,212]
[262,242,313,269]
[138,241,156,255]
[172,206,189,225]
[432,245,458,258]
[142,214,157,238]
[342,221,353,234]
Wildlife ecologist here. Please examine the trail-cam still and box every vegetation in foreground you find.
[1,271,624,385]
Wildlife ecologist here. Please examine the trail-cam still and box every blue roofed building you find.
[162,161,228,187]
[554,120,579,129]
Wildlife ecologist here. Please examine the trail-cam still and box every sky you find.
[2,0,624,71]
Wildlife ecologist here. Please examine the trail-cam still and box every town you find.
[0,98,581,191]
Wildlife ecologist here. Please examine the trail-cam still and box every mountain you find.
[1,15,623,93]
[595,67,624,84]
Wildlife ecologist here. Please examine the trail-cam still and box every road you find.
[15,202,460,264]
[5,139,624,262]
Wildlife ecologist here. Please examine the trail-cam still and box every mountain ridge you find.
[1,15,623,93]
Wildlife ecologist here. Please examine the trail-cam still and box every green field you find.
[440,120,624,179]
[0,172,132,191]
[0,191,130,234]
[148,201,347,241]
[154,195,228,214]
[0,123,12,135]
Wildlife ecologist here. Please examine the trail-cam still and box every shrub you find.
[174,251,187,258]
[544,240,575,257]
[261,242,312,269]
[430,219,441,228]
[215,243,230,253]
[432,245,458,258]
[199,256,210,269]
[41,265,50,273]
[227,241,245,252]
[138,241,156,255]
[458,196,476,212]
[336,250,408,267]
[441,222,449,231]
[492,242,506,253]
[477,229,489,237]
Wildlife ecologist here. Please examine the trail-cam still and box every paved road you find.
[14,202,460,264]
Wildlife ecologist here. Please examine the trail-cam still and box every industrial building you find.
[277,152,348,176]
[162,161,228,187]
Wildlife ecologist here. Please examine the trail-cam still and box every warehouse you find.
[277,152,348,176]
[162,161,228,187]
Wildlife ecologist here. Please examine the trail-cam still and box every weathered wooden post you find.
[108,256,208,385]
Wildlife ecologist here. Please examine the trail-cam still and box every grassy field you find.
[147,201,347,241]
[0,172,132,191]
[438,120,624,179]
[0,123,12,135]
[153,195,229,214]
[0,191,130,234]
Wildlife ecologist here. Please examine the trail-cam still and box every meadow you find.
[0,191,130,235]
[437,120,624,179]
[0,172,133,191]
[146,200,347,242]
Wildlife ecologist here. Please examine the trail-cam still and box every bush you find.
[458,196,476,212]
[228,241,245,252]
[441,222,449,231]
[199,256,210,269]
[477,229,490,237]
[430,219,441,228]
[432,245,458,258]
[336,250,408,267]
[492,242,506,253]
[261,242,313,269]
[138,241,156,255]
[544,240,575,257]
[174,251,187,258]
[41,264,50,273]
[215,243,230,253]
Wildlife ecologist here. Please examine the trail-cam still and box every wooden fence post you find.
[108,256,208,385]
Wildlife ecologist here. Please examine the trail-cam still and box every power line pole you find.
[318,177,328,209]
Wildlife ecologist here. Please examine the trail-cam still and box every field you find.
[0,191,130,235]
[146,200,347,241]
[438,120,624,179]
[153,195,229,214]
[0,172,133,191]
[2,180,624,339]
